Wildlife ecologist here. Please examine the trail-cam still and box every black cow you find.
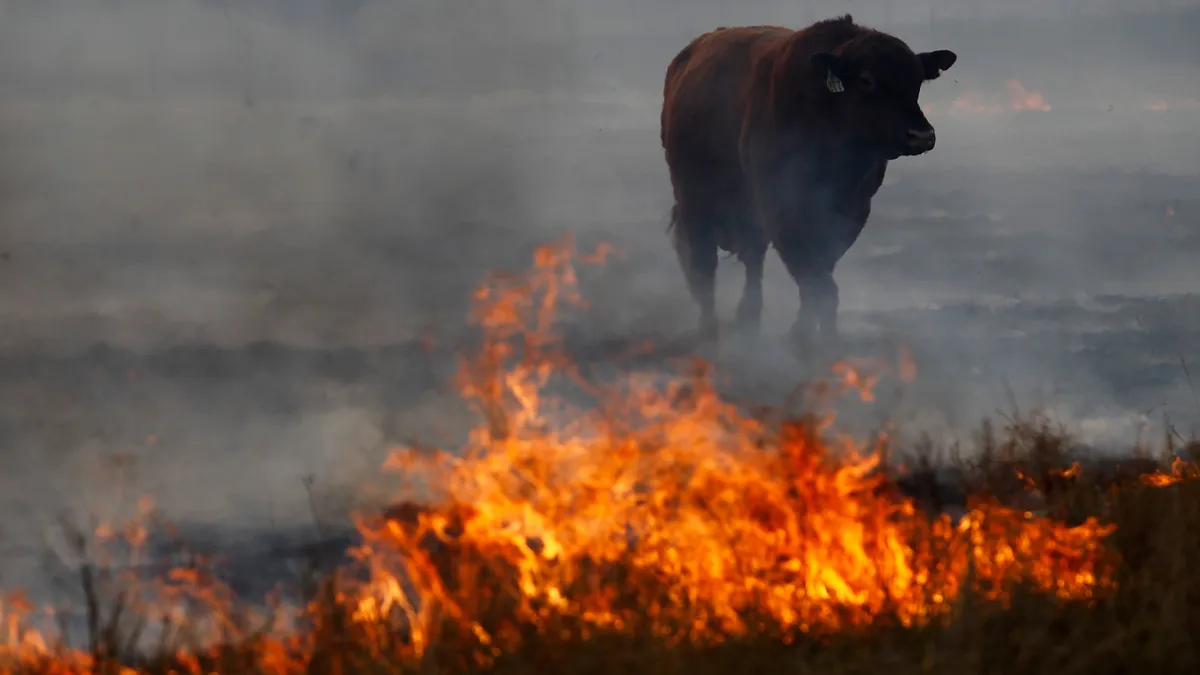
[660,15,957,349]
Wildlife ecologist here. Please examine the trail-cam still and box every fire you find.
[940,78,1052,115]
[1004,79,1051,112]
[7,235,1200,671]
[935,82,1200,116]
[345,235,1115,658]
[947,92,1002,116]
[1145,98,1200,112]
[1142,457,1200,486]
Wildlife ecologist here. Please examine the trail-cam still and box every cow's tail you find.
[667,203,680,233]
[667,204,736,261]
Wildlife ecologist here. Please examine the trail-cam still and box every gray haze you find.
[0,0,1198,620]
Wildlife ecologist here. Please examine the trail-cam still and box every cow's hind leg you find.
[670,202,719,341]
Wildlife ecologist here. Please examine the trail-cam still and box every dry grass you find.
[5,238,1200,674]
[2,419,1199,675]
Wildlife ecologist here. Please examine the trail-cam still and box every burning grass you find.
[4,236,1200,674]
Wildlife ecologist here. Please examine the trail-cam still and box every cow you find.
[660,15,957,351]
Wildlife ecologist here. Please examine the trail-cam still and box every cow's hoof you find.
[816,335,845,362]
[729,316,763,351]
[729,330,763,355]
[734,302,763,337]
[683,320,717,357]
[787,335,818,368]
[733,317,762,336]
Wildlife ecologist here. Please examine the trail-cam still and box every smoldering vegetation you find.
[0,0,1197,629]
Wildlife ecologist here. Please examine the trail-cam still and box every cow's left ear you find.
[812,52,859,79]
[918,50,958,80]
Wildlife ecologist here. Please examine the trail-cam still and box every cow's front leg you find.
[775,246,819,354]
[789,302,818,354]
[773,209,855,356]
[808,273,840,345]
[776,247,839,358]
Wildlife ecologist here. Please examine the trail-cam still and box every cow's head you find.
[812,35,956,159]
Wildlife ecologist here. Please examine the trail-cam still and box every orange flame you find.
[1005,79,1051,112]
[1142,457,1200,486]
[345,235,1115,659]
[11,235,1197,671]
[1145,98,1200,112]
[942,78,1052,115]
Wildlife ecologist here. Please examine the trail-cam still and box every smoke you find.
[0,0,590,350]
[563,0,1200,452]
[0,0,587,602]
[1,0,1199,610]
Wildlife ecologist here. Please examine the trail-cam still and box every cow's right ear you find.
[811,53,856,93]
[918,50,958,80]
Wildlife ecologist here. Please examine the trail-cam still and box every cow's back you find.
[661,26,793,171]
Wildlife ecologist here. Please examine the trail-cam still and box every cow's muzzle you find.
[904,128,936,155]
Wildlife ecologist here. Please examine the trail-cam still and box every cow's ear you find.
[811,52,857,93]
[918,49,957,80]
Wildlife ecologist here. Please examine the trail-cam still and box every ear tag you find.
[826,69,845,93]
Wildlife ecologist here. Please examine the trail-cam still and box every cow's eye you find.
[859,73,876,91]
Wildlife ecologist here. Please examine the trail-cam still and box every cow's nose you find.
[907,128,936,151]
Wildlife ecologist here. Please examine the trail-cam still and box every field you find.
[2,5,1200,674]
